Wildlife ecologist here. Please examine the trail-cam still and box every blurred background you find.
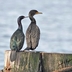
[0,0,72,69]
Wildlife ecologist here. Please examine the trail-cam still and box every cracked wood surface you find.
[1,50,72,72]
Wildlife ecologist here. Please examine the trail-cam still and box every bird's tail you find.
[10,51,17,62]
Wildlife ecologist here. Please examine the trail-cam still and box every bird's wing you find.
[10,35,18,50]
[16,32,24,51]
[26,24,32,48]
[10,30,24,51]
[31,25,40,48]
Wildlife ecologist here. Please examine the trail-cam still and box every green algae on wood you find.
[4,50,72,72]
[11,51,41,72]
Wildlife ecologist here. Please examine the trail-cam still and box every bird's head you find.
[17,16,25,21]
[29,10,42,17]
[17,15,28,28]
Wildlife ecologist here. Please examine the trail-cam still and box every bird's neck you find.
[29,16,36,24]
[18,20,23,31]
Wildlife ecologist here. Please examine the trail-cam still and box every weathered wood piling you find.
[1,50,72,72]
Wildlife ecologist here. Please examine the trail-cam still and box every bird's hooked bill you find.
[35,12,42,14]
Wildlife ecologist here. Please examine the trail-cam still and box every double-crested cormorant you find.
[10,16,25,51]
[10,16,26,62]
[24,10,42,50]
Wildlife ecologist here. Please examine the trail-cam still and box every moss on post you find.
[14,51,40,72]
[4,51,72,72]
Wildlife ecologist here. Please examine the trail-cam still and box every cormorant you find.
[24,10,42,50]
[10,16,25,51]
[10,16,26,61]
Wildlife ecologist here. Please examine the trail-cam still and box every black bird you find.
[24,10,42,50]
[10,16,25,61]
[10,16,25,51]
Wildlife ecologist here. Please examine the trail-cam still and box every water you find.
[0,0,72,69]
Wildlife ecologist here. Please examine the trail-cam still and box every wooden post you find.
[2,51,72,72]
